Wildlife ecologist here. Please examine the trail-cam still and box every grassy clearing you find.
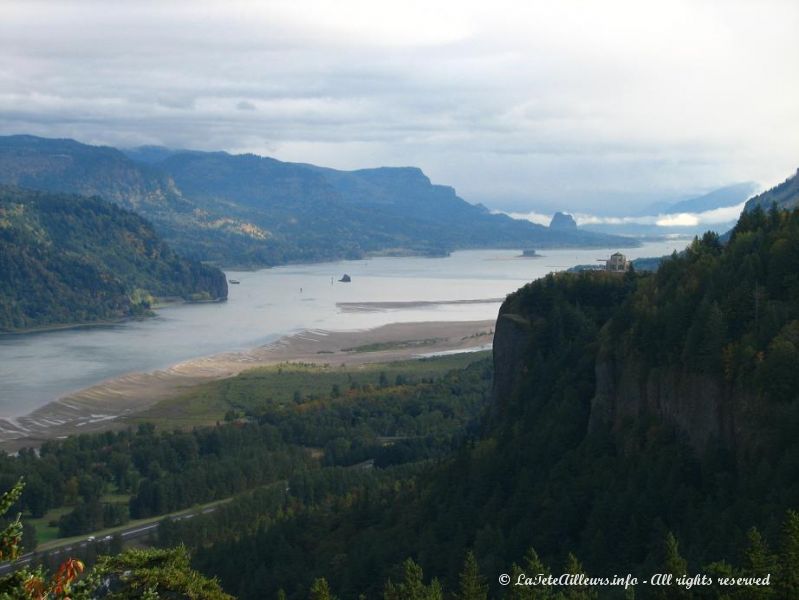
[342,338,444,353]
[27,494,133,546]
[27,507,72,545]
[101,493,132,504]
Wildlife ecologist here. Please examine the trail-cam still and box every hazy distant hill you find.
[0,185,227,332]
[121,145,184,164]
[582,182,760,239]
[0,135,192,214]
[159,150,639,261]
[0,135,636,267]
[744,168,799,212]
[665,181,759,213]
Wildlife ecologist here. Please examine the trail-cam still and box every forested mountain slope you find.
[744,167,799,212]
[4,205,799,598]
[0,186,227,331]
[186,205,799,598]
[0,135,636,266]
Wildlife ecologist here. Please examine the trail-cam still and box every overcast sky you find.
[1,0,798,213]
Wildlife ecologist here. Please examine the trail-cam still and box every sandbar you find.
[0,320,494,451]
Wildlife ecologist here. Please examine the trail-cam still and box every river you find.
[0,241,688,417]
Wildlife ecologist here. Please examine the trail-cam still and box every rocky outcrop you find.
[588,343,752,453]
[549,212,577,229]
[490,278,759,457]
[491,310,531,413]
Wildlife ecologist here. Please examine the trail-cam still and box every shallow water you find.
[0,241,687,417]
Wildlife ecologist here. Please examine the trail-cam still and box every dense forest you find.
[3,207,799,599]
[0,135,635,267]
[0,355,490,543]
[0,480,232,599]
[0,185,227,331]
[176,205,799,598]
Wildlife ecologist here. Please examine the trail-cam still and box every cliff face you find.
[491,310,531,416]
[466,208,799,575]
[588,347,754,453]
[491,284,760,457]
[491,209,799,457]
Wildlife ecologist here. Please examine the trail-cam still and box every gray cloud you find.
[1,0,798,212]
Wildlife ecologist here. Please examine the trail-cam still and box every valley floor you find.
[0,319,494,452]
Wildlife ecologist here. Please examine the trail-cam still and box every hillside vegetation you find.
[3,207,799,597]
[181,205,799,598]
[0,185,227,332]
[744,168,799,212]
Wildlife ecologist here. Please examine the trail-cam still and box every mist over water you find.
[0,241,686,417]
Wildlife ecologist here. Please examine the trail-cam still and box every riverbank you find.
[0,316,138,337]
[0,296,229,337]
[0,319,494,452]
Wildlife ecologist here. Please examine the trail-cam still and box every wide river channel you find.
[0,241,688,417]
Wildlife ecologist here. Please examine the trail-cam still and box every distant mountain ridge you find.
[0,135,636,267]
[0,185,227,332]
[665,181,759,213]
[744,168,799,212]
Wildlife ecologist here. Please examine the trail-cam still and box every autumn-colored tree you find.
[0,479,85,600]
[0,481,231,600]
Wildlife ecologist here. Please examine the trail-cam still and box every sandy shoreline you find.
[0,319,494,451]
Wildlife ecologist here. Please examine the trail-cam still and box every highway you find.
[0,505,219,576]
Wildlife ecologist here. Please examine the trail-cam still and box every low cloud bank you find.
[503,202,746,229]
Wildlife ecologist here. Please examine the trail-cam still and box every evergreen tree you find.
[310,577,335,600]
[656,532,689,600]
[744,527,776,595]
[562,554,597,600]
[506,564,529,600]
[505,550,554,600]
[384,558,443,600]
[722,532,776,600]
[778,510,799,597]
[455,552,487,600]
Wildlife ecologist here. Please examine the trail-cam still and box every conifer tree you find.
[744,526,776,599]
[455,552,487,600]
[655,532,689,600]
[384,558,443,600]
[562,553,597,600]
[505,549,554,600]
[310,577,335,600]
[778,510,799,597]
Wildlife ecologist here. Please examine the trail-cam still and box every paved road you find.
[0,506,218,576]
